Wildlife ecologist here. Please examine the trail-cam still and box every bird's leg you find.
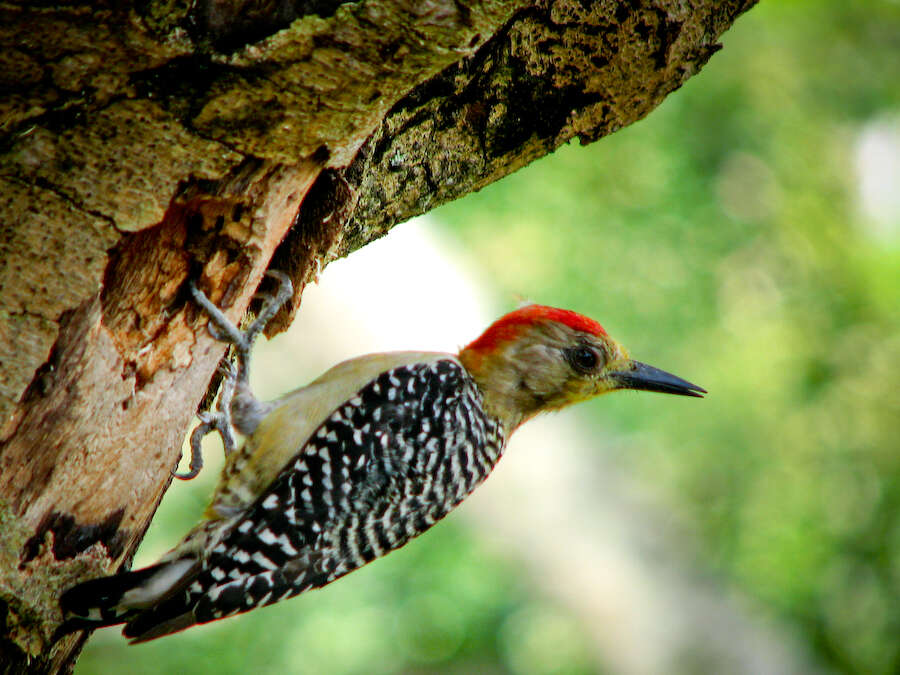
[207,359,240,455]
[175,271,293,480]
[174,361,239,480]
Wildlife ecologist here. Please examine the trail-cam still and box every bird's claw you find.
[182,270,292,474]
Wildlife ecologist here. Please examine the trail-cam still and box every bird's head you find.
[458,305,705,432]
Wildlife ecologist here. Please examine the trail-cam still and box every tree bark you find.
[0,0,755,671]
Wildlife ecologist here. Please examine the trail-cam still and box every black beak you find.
[610,361,706,398]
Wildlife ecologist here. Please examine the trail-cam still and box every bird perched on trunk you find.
[61,271,704,642]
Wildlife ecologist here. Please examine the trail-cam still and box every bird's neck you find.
[459,347,546,435]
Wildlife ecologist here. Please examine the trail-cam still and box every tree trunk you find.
[0,0,756,671]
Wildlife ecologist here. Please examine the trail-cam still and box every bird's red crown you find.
[464,305,607,355]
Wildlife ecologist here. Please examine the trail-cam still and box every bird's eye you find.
[567,346,599,374]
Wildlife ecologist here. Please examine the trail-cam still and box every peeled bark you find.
[0,0,756,671]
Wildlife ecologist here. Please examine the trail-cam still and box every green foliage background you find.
[77,1,899,673]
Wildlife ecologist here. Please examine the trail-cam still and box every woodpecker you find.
[60,272,704,642]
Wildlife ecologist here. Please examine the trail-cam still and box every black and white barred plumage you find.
[62,359,505,641]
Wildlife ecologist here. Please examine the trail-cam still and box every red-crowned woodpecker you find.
[61,272,705,642]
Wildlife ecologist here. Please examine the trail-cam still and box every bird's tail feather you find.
[60,564,169,629]
[60,558,198,632]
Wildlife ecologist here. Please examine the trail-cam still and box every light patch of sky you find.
[855,116,900,243]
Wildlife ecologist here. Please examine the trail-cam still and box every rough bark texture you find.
[0,0,755,671]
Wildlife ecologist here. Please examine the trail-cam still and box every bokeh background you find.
[76,2,899,673]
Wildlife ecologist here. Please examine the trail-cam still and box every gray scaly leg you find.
[175,270,293,480]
